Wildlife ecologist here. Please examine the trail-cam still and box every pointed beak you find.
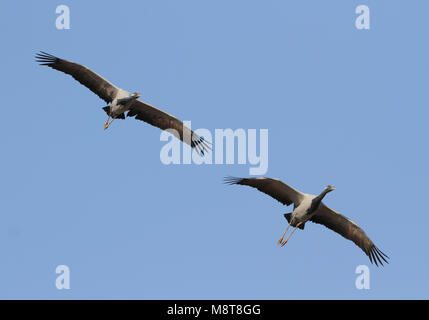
[104,122,109,130]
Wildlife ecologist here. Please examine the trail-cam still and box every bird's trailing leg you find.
[277,221,292,245]
[104,115,115,130]
[280,222,302,247]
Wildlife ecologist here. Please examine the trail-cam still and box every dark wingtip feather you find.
[200,136,212,146]
[368,246,389,267]
[367,249,373,264]
[192,136,212,155]
[35,51,58,66]
[223,176,243,185]
[370,250,379,267]
[375,247,389,264]
[375,250,383,266]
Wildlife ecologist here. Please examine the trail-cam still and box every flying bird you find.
[225,177,389,266]
[35,52,210,155]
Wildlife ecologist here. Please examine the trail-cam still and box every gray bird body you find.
[288,186,336,228]
[289,194,317,225]
[35,51,210,155]
[111,91,138,117]
[108,91,141,118]
[225,177,389,266]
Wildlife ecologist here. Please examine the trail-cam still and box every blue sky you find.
[0,0,428,299]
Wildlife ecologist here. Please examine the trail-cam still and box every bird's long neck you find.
[310,188,331,211]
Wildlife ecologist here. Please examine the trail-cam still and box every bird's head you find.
[132,92,142,99]
[325,185,336,193]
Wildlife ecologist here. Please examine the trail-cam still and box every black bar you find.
[1,300,426,318]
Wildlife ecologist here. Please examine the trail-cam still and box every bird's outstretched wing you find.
[310,204,389,266]
[127,100,211,155]
[224,177,305,206]
[35,52,119,103]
